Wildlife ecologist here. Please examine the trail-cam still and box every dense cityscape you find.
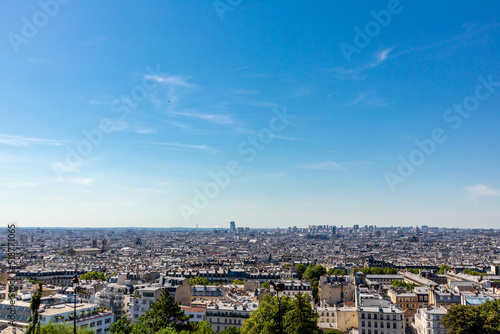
[1,224,499,333]
[2,0,500,333]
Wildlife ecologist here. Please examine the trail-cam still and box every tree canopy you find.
[390,280,418,291]
[132,288,192,333]
[26,282,43,334]
[242,293,321,334]
[79,270,116,281]
[441,299,500,334]
[188,276,210,285]
[325,330,344,334]
[437,265,450,274]
[39,323,95,334]
[360,267,398,275]
[462,269,482,276]
[327,268,346,276]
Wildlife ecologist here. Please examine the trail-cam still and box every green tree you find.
[327,268,346,276]
[39,322,95,334]
[390,280,418,290]
[283,293,320,334]
[325,330,344,334]
[295,264,307,279]
[462,269,482,276]
[80,270,107,281]
[26,282,43,334]
[441,304,483,334]
[110,315,133,334]
[133,288,191,333]
[479,299,500,333]
[189,321,216,334]
[437,265,450,274]
[242,294,293,334]
[261,281,270,289]
[220,327,241,334]
[188,276,210,285]
[302,264,326,280]
[361,267,397,275]
[232,279,244,285]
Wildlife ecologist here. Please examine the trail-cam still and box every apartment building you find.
[282,281,312,297]
[95,284,131,320]
[414,307,448,334]
[319,275,356,306]
[358,305,405,334]
[317,306,358,332]
[0,300,114,333]
[206,301,257,332]
[129,286,162,323]
[181,306,206,323]
[388,289,418,310]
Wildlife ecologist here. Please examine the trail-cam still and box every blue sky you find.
[1,0,500,229]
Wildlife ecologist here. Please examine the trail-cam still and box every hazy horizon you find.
[2,1,500,229]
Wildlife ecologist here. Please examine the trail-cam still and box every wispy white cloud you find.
[228,66,248,72]
[271,134,304,142]
[4,182,38,188]
[26,57,49,63]
[343,92,389,108]
[229,88,259,95]
[0,134,62,146]
[137,141,218,153]
[56,178,95,186]
[134,127,157,134]
[375,47,395,63]
[167,109,233,125]
[299,160,375,172]
[144,74,191,87]
[299,161,346,171]
[463,184,500,201]
[329,47,395,81]
[393,21,500,60]
[74,178,95,187]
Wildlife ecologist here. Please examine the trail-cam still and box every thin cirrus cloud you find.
[343,92,389,108]
[299,161,347,172]
[167,109,233,125]
[328,47,395,81]
[463,184,500,201]
[0,134,62,146]
[299,160,376,172]
[4,182,38,188]
[137,141,218,153]
[144,74,191,87]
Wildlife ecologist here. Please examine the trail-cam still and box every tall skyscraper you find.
[229,221,236,234]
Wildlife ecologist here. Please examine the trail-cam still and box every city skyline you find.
[1,1,500,229]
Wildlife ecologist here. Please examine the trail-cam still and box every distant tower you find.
[229,221,236,234]
[101,239,108,252]
[92,239,98,248]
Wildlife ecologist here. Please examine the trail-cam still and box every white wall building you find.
[414,307,448,334]
[358,305,405,334]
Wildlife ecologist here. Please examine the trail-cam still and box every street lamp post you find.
[270,281,285,334]
[71,275,79,334]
